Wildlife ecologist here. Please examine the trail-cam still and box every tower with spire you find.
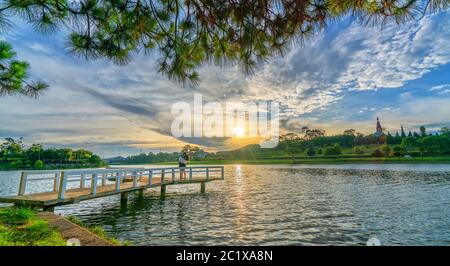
[374,117,383,137]
[373,117,386,144]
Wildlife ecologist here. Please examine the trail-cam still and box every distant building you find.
[374,117,384,137]
[373,117,386,144]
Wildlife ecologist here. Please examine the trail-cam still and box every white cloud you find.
[430,84,450,94]
[27,42,53,55]
[246,11,450,118]
[341,14,450,90]
[376,95,450,131]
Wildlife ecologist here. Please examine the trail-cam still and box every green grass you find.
[0,208,129,246]
[65,215,129,246]
[0,207,35,225]
[0,207,66,246]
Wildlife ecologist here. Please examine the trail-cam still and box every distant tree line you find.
[101,125,450,164]
[208,126,450,160]
[0,138,105,169]
[120,144,209,164]
[394,127,450,157]
[122,152,179,164]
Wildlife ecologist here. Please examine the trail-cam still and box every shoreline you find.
[38,212,113,246]
[0,165,106,171]
[112,156,450,166]
[2,157,449,171]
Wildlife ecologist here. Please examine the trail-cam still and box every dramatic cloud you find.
[0,11,449,156]
[247,12,450,116]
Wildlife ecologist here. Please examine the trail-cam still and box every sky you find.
[1,11,450,157]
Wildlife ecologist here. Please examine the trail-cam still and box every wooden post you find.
[102,173,107,186]
[138,171,143,181]
[80,174,85,188]
[53,172,60,192]
[120,192,128,203]
[160,185,166,198]
[221,166,225,179]
[148,170,153,186]
[18,172,28,196]
[172,168,175,182]
[132,171,138,188]
[189,168,193,180]
[206,168,209,180]
[58,171,67,200]
[91,174,98,196]
[115,172,121,191]
[137,189,144,197]
[200,182,206,193]
[161,170,165,183]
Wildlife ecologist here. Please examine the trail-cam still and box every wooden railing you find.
[17,166,224,200]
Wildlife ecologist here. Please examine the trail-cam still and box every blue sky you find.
[0,11,449,157]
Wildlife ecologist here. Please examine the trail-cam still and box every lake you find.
[1,164,450,245]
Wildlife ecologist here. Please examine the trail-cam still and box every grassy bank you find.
[0,207,126,246]
[150,156,450,165]
[65,215,128,246]
[0,207,66,246]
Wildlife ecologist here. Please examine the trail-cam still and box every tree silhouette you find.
[343,129,356,136]
[401,125,406,138]
[420,126,426,137]
[0,0,449,96]
[301,126,325,140]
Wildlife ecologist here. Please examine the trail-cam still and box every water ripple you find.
[1,164,450,245]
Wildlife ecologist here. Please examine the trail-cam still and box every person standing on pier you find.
[178,152,189,180]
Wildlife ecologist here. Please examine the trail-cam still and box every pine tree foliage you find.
[0,0,448,95]
[0,41,48,98]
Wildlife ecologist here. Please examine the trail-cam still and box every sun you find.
[233,127,245,137]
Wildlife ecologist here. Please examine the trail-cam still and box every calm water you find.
[1,164,450,246]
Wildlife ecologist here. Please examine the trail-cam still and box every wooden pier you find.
[0,166,224,211]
